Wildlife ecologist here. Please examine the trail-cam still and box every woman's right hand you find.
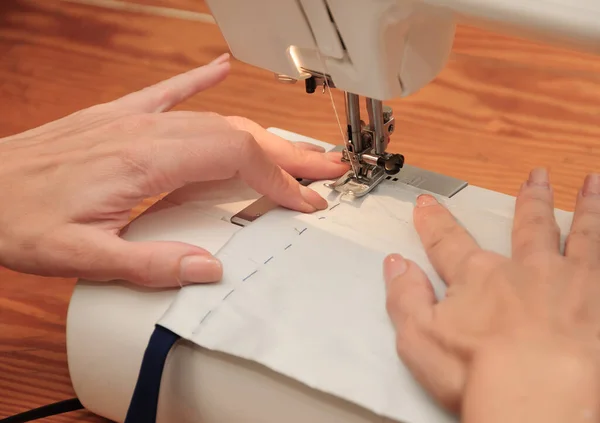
[384,169,600,422]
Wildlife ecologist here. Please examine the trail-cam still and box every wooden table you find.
[1,0,600,421]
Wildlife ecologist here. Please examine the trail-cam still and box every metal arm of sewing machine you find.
[300,73,406,197]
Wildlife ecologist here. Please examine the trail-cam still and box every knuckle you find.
[395,326,411,357]
[196,111,231,129]
[523,213,556,228]
[63,104,114,128]
[235,130,263,163]
[226,115,254,131]
[455,250,502,285]
[425,223,464,255]
[462,250,493,271]
[35,231,96,277]
[257,163,288,196]
[120,143,150,175]
[577,202,600,217]
[205,112,232,130]
[520,189,552,204]
[152,86,178,111]
[221,130,257,167]
[516,191,557,222]
[201,111,222,119]
[569,228,600,244]
[522,250,554,268]
[515,213,561,239]
[203,130,260,180]
[394,315,420,355]
[386,294,400,317]
[112,113,157,134]
[236,129,257,149]
[510,235,530,255]
[125,253,155,286]
[117,144,157,193]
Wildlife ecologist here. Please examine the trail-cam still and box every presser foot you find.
[325,149,405,197]
[325,167,387,197]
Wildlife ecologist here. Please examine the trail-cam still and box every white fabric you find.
[157,180,573,423]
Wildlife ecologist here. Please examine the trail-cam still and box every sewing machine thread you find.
[315,49,347,152]
[243,270,258,281]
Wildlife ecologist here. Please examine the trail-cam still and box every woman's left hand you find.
[0,53,348,287]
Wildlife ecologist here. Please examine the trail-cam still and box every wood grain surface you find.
[125,0,210,13]
[1,0,600,421]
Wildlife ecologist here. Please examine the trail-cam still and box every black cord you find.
[0,398,83,423]
[124,325,180,423]
[4,326,178,423]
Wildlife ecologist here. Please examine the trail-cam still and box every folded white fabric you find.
[157,180,570,423]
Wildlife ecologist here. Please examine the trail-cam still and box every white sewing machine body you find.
[66,0,599,422]
[207,0,600,100]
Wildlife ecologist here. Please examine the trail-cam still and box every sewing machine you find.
[65,1,600,423]
[207,0,600,199]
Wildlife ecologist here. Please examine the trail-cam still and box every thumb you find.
[108,239,223,287]
[111,53,231,113]
[384,254,436,327]
[383,254,465,411]
[62,228,223,287]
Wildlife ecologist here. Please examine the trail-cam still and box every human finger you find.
[565,174,600,263]
[137,129,328,212]
[293,142,326,152]
[395,326,466,412]
[127,112,348,180]
[413,194,483,286]
[111,239,223,287]
[225,116,349,179]
[21,226,222,287]
[512,168,560,261]
[112,53,231,113]
[134,113,329,155]
[384,254,436,326]
[383,254,464,411]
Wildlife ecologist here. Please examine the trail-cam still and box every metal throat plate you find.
[381,164,467,198]
[230,155,468,227]
[327,145,468,198]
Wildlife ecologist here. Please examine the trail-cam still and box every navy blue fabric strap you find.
[124,324,180,423]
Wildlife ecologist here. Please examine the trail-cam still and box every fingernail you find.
[416,194,438,207]
[526,168,550,188]
[300,185,327,211]
[384,254,408,284]
[179,255,222,284]
[582,174,600,196]
[210,52,230,65]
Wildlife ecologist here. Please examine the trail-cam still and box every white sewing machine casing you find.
[207,0,600,100]
[65,1,600,423]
